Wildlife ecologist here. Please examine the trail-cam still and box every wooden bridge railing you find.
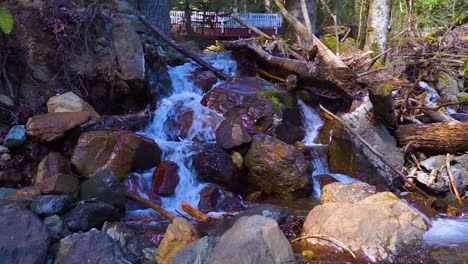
[170,11,283,35]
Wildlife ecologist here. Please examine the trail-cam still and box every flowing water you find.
[131,51,467,261]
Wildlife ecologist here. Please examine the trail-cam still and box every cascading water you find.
[298,100,357,198]
[135,52,237,212]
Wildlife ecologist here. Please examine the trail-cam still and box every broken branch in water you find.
[181,201,209,221]
[445,154,463,205]
[125,193,175,221]
[291,234,356,259]
[319,105,430,198]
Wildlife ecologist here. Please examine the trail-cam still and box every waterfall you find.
[298,100,357,198]
[135,52,237,212]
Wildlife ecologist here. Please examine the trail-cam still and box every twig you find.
[357,67,388,78]
[291,235,356,259]
[181,201,209,221]
[408,101,467,111]
[445,154,463,205]
[340,27,351,42]
[366,48,392,70]
[319,105,430,198]
[125,193,175,221]
[404,71,426,110]
[319,0,340,55]
[258,69,286,82]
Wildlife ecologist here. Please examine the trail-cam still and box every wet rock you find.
[9,186,41,203]
[416,163,467,193]
[170,236,218,264]
[190,68,218,92]
[320,182,376,204]
[208,215,295,264]
[300,192,427,262]
[36,152,69,184]
[192,143,239,190]
[152,161,180,196]
[37,173,79,195]
[400,193,438,219]
[420,155,446,171]
[216,190,244,212]
[0,202,49,264]
[198,185,221,213]
[237,204,289,224]
[71,130,161,180]
[102,222,155,263]
[0,187,16,200]
[201,77,278,135]
[315,174,339,189]
[54,229,131,264]
[31,195,74,216]
[26,112,91,142]
[3,125,26,148]
[112,18,145,81]
[157,217,199,264]
[44,215,64,238]
[0,94,14,107]
[318,98,404,188]
[245,134,312,198]
[47,92,100,120]
[80,169,126,209]
[163,98,223,142]
[122,173,162,210]
[62,201,120,231]
[435,72,460,102]
[215,115,252,149]
[0,145,9,154]
[231,151,243,170]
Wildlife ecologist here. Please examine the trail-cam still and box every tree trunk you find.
[363,0,390,54]
[395,122,468,153]
[138,0,171,36]
[265,0,272,12]
[184,0,192,35]
[283,0,317,44]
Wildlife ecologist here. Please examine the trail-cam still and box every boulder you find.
[416,163,467,193]
[80,170,126,209]
[36,152,69,184]
[315,174,339,189]
[43,215,65,238]
[3,125,26,148]
[163,98,223,142]
[245,134,312,198]
[62,201,120,231]
[102,222,155,263]
[112,19,145,81]
[54,229,131,264]
[208,215,295,264]
[152,161,180,196]
[192,143,239,190]
[190,68,218,92]
[300,192,428,262]
[71,131,161,180]
[26,112,91,142]
[0,202,49,264]
[237,204,289,224]
[170,236,218,264]
[0,94,14,107]
[320,182,376,204]
[215,115,252,149]
[31,195,74,216]
[157,217,199,264]
[198,185,221,213]
[36,173,79,195]
[47,92,100,120]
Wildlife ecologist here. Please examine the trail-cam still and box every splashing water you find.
[298,100,357,198]
[135,52,237,212]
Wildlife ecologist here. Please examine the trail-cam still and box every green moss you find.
[437,73,451,87]
[385,234,393,247]
[464,59,468,79]
[260,89,284,111]
[458,95,468,103]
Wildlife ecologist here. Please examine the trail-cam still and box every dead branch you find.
[136,14,228,80]
[319,105,430,198]
[125,193,175,222]
[181,201,209,221]
[291,235,356,259]
[445,154,463,205]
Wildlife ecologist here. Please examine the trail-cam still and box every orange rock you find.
[26,112,91,142]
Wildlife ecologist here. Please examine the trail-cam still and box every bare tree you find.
[265,0,272,12]
[363,0,391,55]
[137,0,171,36]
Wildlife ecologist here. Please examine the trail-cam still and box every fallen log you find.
[396,121,468,153]
[224,39,362,97]
[136,14,228,80]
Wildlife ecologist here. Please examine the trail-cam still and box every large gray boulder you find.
[301,192,427,262]
[54,229,131,264]
[208,215,296,264]
[0,202,49,264]
[170,236,218,264]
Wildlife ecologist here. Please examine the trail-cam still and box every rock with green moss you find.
[301,192,428,262]
[244,134,312,198]
[320,182,376,204]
